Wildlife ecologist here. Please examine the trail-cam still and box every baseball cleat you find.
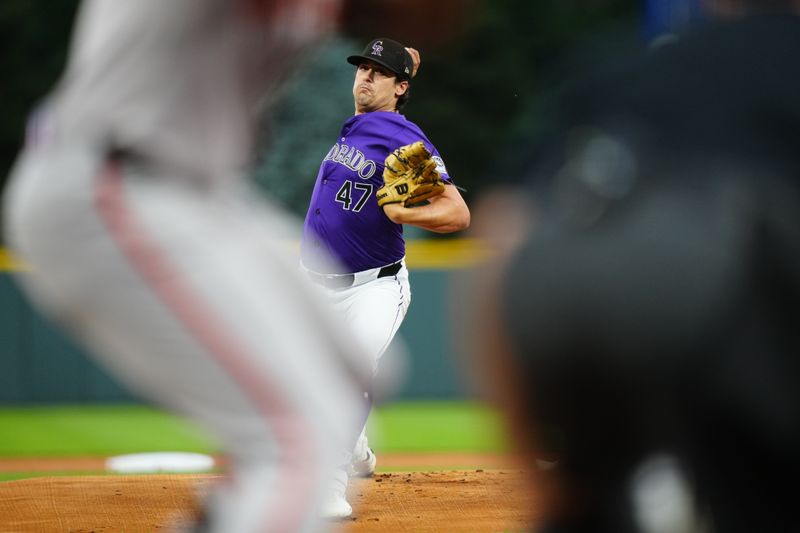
[321,494,352,519]
[348,447,377,478]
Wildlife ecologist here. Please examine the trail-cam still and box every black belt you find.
[308,261,403,289]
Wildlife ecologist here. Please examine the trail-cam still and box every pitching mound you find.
[342,470,536,532]
[0,469,537,532]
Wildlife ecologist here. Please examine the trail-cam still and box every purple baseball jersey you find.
[301,111,450,273]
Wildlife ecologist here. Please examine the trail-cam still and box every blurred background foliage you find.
[0,0,638,235]
[0,0,81,199]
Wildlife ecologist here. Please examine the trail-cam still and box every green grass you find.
[367,401,509,453]
[0,404,218,456]
[0,401,509,457]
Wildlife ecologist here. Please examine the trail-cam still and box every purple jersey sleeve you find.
[301,111,450,273]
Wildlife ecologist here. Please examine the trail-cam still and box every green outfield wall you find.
[0,240,491,404]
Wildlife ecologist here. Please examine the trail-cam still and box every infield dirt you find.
[0,454,538,532]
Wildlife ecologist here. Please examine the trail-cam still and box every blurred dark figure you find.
[469,1,800,532]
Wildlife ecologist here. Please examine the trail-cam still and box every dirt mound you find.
[0,469,537,532]
[342,470,537,532]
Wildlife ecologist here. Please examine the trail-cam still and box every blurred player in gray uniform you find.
[3,1,371,531]
[300,38,471,518]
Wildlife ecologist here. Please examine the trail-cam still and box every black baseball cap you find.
[347,38,413,81]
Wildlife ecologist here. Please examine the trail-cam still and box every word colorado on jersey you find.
[323,143,378,179]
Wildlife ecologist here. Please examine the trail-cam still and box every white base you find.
[105,452,216,473]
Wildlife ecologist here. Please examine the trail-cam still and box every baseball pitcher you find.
[300,37,471,518]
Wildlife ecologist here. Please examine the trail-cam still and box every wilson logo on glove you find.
[377,141,445,207]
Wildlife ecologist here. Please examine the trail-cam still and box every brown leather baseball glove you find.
[376,141,445,207]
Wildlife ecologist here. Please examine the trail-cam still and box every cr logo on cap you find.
[371,41,384,57]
